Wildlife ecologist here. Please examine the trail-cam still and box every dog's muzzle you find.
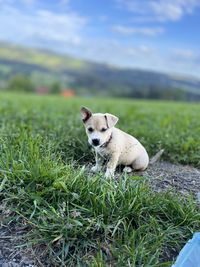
[92,139,100,146]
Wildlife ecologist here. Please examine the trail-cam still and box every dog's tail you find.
[149,149,164,165]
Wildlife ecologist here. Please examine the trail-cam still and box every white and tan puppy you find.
[81,107,149,177]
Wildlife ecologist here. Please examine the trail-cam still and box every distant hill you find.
[0,42,200,101]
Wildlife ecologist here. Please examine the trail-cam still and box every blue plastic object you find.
[172,233,200,267]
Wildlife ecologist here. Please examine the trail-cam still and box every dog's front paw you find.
[91,165,101,173]
[123,166,132,173]
[105,168,114,178]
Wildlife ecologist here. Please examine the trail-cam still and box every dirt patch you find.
[1,161,200,266]
[0,224,38,267]
[0,207,43,267]
[141,161,200,198]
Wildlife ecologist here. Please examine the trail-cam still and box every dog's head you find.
[81,107,118,147]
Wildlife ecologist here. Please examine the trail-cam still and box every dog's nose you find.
[92,139,100,146]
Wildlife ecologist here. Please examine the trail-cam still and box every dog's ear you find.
[81,107,92,123]
[105,113,119,128]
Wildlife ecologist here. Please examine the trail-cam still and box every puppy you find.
[81,107,149,177]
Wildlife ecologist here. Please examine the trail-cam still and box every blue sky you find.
[0,0,200,78]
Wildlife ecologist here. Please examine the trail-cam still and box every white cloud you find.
[169,48,200,76]
[60,0,69,4]
[0,0,36,6]
[21,0,35,5]
[112,25,164,36]
[75,39,154,67]
[116,0,200,22]
[0,4,87,46]
[172,49,200,62]
[59,0,70,6]
[34,10,86,44]
[98,15,109,22]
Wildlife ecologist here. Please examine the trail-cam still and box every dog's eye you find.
[101,128,107,132]
[88,127,94,133]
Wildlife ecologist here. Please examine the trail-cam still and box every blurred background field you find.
[1,42,200,101]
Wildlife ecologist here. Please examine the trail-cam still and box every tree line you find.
[2,74,200,101]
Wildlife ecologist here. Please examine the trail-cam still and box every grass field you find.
[0,93,200,266]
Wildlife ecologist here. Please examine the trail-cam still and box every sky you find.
[0,0,200,78]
